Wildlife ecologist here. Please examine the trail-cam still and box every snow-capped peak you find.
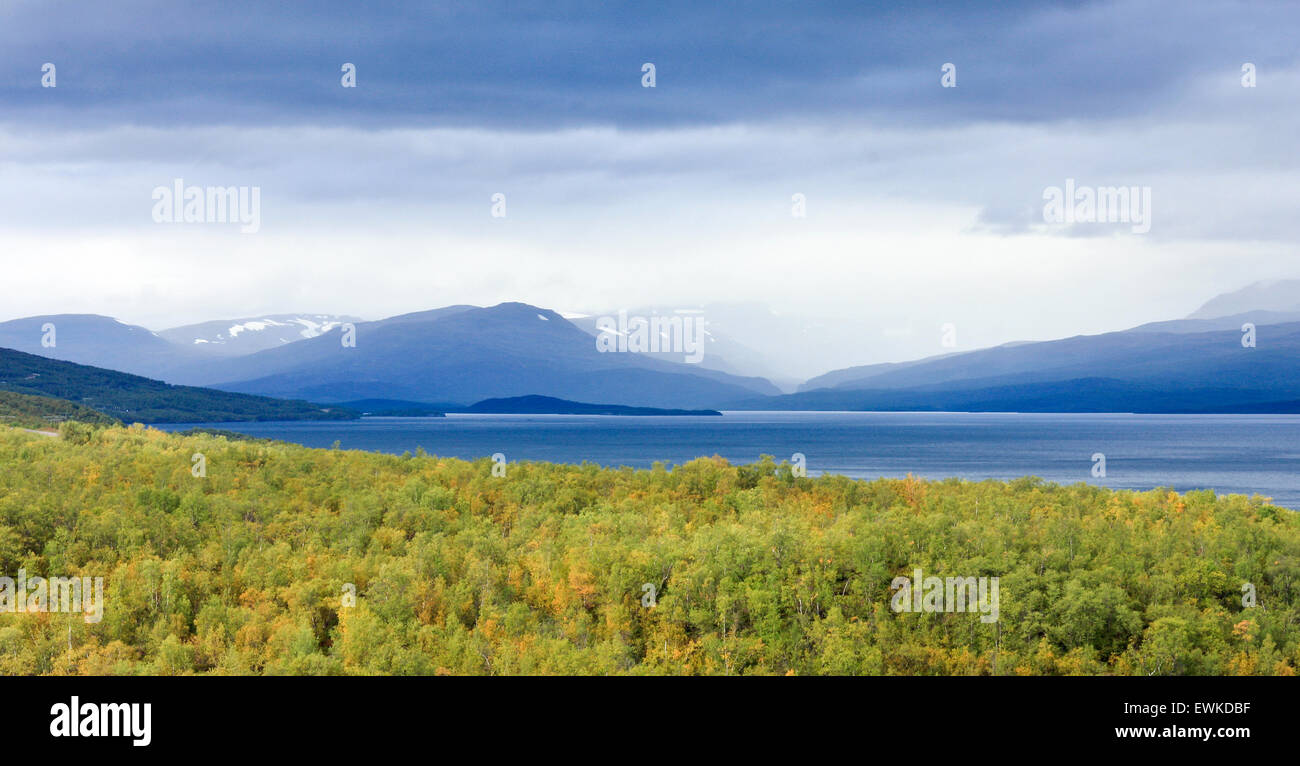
[160,313,361,355]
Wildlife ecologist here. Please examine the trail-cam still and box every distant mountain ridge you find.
[0,303,776,409]
[1188,279,1300,319]
[0,314,190,381]
[204,302,780,409]
[460,395,721,416]
[7,280,1300,414]
[740,377,1300,414]
[779,279,1300,413]
[338,399,448,416]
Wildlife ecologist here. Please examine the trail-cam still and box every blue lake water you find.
[156,411,1300,508]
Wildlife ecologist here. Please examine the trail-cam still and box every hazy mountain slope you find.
[568,302,893,389]
[1188,279,1300,319]
[801,281,1300,396]
[734,377,1300,413]
[460,395,721,416]
[798,352,967,392]
[799,322,1300,396]
[1129,311,1300,334]
[204,303,779,408]
[566,308,774,382]
[0,314,192,380]
[368,305,478,328]
[769,320,1300,412]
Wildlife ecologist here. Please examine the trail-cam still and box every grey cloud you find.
[2,1,1296,130]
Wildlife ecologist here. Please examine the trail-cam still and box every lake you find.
[156,411,1300,508]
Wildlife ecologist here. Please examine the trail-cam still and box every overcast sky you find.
[1,0,1297,376]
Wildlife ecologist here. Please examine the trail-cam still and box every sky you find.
[1,0,1298,379]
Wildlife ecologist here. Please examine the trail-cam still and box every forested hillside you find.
[0,347,357,423]
[0,390,119,429]
[0,423,1296,675]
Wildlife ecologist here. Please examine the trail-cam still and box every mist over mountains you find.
[1187,280,1300,319]
[776,279,1300,412]
[2,279,1298,413]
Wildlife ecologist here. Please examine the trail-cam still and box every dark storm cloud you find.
[2,0,1295,129]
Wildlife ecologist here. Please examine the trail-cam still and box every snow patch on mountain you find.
[159,314,361,356]
[214,316,347,343]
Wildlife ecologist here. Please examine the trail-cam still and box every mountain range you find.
[2,279,1299,414]
[0,304,778,411]
[773,281,1300,413]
